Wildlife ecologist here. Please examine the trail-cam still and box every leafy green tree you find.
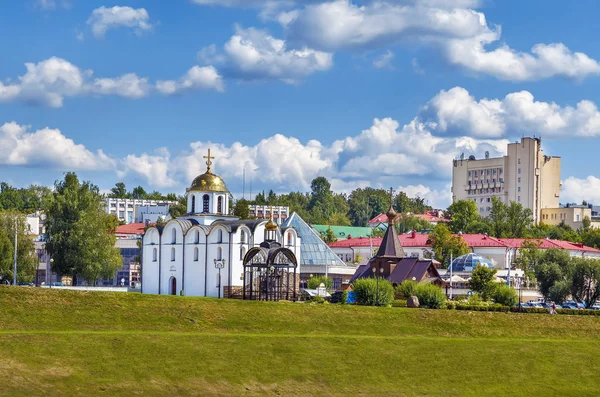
[488,196,508,237]
[395,215,431,234]
[582,216,591,232]
[513,240,542,282]
[447,200,481,233]
[429,223,470,267]
[168,196,187,218]
[130,186,148,200]
[348,188,389,226]
[548,280,571,305]
[490,284,518,306]
[534,248,571,299]
[308,177,336,224]
[581,228,600,249]
[110,182,128,198]
[321,227,337,243]
[233,198,250,219]
[468,265,497,300]
[569,257,600,307]
[394,280,418,299]
[44,173,122,285]
[0,212,37,283]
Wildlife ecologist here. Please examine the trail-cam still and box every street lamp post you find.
[214,259,226,299]
[13,217,18,286]
[372,267,384,306]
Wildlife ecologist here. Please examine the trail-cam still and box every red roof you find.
[329,233,600,253]
[115,223,146,235]
[368,213,388,225]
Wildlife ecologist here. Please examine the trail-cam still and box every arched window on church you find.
[217,247,222,261]
[203,194,210,213]
[217,229,223,243]
[240,230,246,244]
[191,195,196,213]
[194,247,199,262]
[240,246,246,260]
[171,229,176,244]
[171,247,175,262]
[194,230,200,244]
[217,196,223,214]
[152,247,157,262]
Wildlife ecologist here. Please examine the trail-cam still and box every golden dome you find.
[265,218,278,231]
[189,172,230,193]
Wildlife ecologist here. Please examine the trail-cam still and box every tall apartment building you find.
[105,198,177,224]
[451,137,561,224]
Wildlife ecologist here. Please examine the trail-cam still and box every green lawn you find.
[1,287,599,396]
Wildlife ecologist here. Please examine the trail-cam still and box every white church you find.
[141,150,302,299]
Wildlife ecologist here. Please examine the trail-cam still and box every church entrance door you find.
[170,277,177,295]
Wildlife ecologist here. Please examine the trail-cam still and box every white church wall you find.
[142,228,161,294]
[183,226,208,296]
[205,224,230,297]
[160,222,185,295]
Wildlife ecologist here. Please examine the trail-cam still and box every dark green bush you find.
[311,296,326,304]
[329,290,349,304]
[454,304,510,312]
[352,278,394,306]
[414,284,446,309]
[307,276,333,291]
[392,299,407,307]
[394,280,418,299]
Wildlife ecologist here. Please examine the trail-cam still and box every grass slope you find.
[1,287,599,396]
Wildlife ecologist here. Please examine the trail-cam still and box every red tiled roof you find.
[329,233,600,253]
[367,213,388,225]
[115,223,146,235]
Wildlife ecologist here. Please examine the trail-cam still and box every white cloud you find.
[120,115,507,192]
[396,183,452,209]
[421,87,600,138]
[87,6,153,39]
[277,1,600,82]
[561,176,600,205]
[121,148,177,188]
[202,27,333,83]
[282,1,488,51]
[0,57,150,107]
[444,31,600,81]
[373,50,395,69]
[0,122,114,170]
[156,66,224,95]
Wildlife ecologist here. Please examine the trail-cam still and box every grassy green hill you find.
[1,287,599,396]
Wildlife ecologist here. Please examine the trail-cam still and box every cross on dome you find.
[203,148,215,173]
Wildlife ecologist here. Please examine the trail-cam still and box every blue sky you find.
[2,0,600,208]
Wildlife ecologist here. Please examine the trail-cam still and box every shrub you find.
[414,283,446,309]
[329,290,349,304]
[491,284,518,307]
[392,299,407,307]
[467,293,484,305]
[307,276,334,291]
[394,280,418,300]
[311,296,327,304]
[352,278,394,306]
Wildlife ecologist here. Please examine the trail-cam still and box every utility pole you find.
[13,217,18,286]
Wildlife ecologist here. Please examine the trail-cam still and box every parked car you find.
[50,282,64,287]
[588,305,600,311]
[17,282,34,287]
[561,302,578,309]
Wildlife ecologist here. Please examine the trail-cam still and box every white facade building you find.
[105,198,177,224]
[452,137,561,224]
[141,152,301,298]
[248,205,289,225]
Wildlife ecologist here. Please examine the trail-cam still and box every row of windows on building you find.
[468,168,504,178]
[542,213,580,222]
[151,245,246,263]
[468,187,504,195]
[474,195,520,210]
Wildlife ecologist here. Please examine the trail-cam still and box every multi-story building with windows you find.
[451,137,561,224]
[104,198,177,224]
[248,205,289,225]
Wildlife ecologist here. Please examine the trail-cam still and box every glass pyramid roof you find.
[281,212,348,268]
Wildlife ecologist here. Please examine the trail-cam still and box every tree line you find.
[446,198,600,248]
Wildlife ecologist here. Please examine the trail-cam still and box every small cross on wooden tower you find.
[204,148,215,173]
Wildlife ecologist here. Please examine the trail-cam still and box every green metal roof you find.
[311,225,375,240]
